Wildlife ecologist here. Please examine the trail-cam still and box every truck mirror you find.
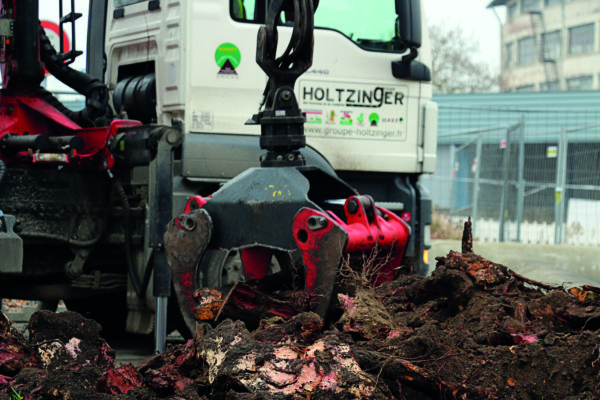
[395,0,422,48]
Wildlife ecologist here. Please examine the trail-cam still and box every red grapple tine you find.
[163,209,212,333]
[240,247,273,281]
[293,208,348,319]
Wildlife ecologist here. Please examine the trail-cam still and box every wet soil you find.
[1,247,600,399]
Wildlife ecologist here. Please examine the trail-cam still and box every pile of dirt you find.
[1,227,600,399]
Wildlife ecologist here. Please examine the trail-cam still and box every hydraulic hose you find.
[0,159,5,185]
[13,0,44,86]
[38,24,112,127]
[112,177,149,299]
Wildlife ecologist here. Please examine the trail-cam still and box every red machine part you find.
[182,194,410,291]
[0,92,141,168]
[183,196,208,213]
[293,208,346,294]
[72,119,143,169]
[294,195,410,290]
[184,196,274,282]
[338,195,409,254]
[180,194,410,316]
[240,247,273,281]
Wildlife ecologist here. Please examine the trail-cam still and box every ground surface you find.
[1,239,600,399]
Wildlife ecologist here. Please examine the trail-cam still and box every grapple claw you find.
[294,208,348,318]
[164,209,212,332]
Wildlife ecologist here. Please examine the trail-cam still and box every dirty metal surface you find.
[294,208,348,318]
[163,209,213,334]
[202,167,317,250]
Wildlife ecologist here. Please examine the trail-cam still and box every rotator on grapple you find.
[164,0,411,332]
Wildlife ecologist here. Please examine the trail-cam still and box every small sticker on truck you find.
[299,80,408,140]
[215,43,241,77]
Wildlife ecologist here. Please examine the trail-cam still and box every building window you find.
[569,23,594,54]
[542,30,561,60]
[505,42,515,69]
[516,84,536,92]
[544,0,562,6]
[521,0,540,13]
[508,2,518,19]
[540,81,559,91]
[566,75,593,91]
[518,36,537,65]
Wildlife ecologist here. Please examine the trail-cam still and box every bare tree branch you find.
[429,23,500,94]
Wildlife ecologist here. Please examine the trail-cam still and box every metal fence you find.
[423,104,600,246]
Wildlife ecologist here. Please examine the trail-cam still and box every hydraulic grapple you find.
[164,0,411,332]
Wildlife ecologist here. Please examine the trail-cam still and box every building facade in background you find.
[490,0,600,92]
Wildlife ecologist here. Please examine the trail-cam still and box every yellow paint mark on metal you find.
[267,185,290,198]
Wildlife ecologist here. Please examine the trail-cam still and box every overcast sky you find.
[422,0,505,72]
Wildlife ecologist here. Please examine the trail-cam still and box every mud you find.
[1,247,600,399]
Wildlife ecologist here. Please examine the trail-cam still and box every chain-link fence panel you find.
[424,104,600,246]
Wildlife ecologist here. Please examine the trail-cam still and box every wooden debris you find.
[582,284,600,295]
[461,216,473,254]
[353,349,497,400]
[199,319,389,398]
[506,269,562,291]
[193,283,301,325]
[570,285,600,303]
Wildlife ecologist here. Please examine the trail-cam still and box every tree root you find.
[353,349,497,400]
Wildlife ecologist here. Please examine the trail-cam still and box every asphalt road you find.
[431,240,600,288]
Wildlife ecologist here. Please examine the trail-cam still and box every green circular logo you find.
[215,43,241,69]
[369,113,380,126]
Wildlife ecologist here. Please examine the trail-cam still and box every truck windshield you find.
[314,0,402,52]
[233,0,404,53]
